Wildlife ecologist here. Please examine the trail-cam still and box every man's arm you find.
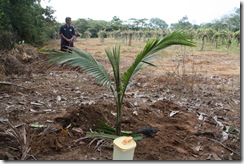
[70,27,76,42]
[70,34,76,42]
[60,33,72,42]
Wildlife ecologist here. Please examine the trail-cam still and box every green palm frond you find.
[87,120,142,140]
[105,46,121,96]
[134,53,158,74]
[48,47,112,88]
[121,31,195,94]
[86,132,143,141]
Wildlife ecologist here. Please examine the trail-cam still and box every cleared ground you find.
[0,38,240,160]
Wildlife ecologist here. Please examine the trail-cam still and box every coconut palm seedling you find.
[48,31,195,139]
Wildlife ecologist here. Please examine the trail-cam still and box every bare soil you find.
[0,38,240,160]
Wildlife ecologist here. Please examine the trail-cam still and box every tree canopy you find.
[0,0,57,49]
[149,18,168,29]
[170,16,192,30]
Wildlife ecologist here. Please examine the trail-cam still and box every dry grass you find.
[46,37,239,74]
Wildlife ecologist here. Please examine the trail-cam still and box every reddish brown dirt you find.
[0,38,240,160]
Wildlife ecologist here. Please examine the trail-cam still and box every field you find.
[0,38,240,160]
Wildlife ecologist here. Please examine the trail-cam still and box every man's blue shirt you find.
[59,24,75,47]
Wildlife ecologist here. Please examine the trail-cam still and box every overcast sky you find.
[41,0,240,25]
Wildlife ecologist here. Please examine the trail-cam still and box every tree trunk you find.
[227,39,231,50]
[128,33,133,46]
[236,38,240,46]
[124,34,128,45]
[215,40,218,49]
[200,36,205,51]
[99,37,104,43]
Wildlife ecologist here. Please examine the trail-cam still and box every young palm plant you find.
[48,31,195,137]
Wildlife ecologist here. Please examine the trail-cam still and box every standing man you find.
[59,17,76,52]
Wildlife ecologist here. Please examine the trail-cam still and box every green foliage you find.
[200,8,240,32]
[0,0,57,49]
[98,30,107,43]
[0,31,15,50]
[149,18,168,29]
[66,6,239,40]
[47,31,195,137]
[86,19,108,37]
[72,18,89,35]
[170,16,192,30]
[109,16,124,31]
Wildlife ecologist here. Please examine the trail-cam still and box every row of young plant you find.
[94,29,240,51]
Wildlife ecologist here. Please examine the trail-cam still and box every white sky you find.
[41,0,240,25]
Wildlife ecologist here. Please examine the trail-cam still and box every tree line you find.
[72,8,239,38]
[0,0,240,50]
[73,8,240,51]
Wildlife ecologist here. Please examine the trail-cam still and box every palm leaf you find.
[94,120,131,134]
[86,132,119,140]
[48,47,112,88]
[93,120,116,134]
[121,31,195,94]
[86,132,143,141]
[94,127,116,134]
[105,46,121,96]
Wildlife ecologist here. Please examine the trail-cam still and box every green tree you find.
[200,7,240,32]
[149,17,168,29]
[72,18,89,36]
[111,16,123,27]
[221,30,234,49]
[170,16,192,30]
[0,0,14,49]
[48,31,195,136]
[222,7,240,32]
[107,16,127,31]
[212,30,221,49]
[197,28,213,51]
[98,30,106,43]
[234,30,240,46]
[127,18,148,30]
[84,30,92,39]
[85,19,108,37]
[0,0,56,48]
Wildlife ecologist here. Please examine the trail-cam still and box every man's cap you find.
[65,17,71,21]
